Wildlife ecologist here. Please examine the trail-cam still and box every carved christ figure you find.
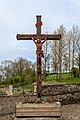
[31,36,48,58]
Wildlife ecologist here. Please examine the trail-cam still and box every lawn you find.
[0,73,80,95]
[46,73,80,84]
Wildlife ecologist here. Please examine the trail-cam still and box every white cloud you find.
[0,0,80,63]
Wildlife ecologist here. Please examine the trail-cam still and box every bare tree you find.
[0,57,35,83]
[42,40,51,81]
[71,26,80,68]
[65,31,72,78]
[51,39,59,80]
[56,25,67,79]
[0,60,13,79]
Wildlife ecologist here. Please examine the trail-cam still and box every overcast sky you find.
[0,0,80,63]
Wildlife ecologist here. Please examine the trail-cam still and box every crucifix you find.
[16,15,61,98]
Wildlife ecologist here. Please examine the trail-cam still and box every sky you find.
[0,0,80,63]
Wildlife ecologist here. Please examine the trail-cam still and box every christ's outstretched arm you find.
[42,35,48,44]
[31,36,36,44]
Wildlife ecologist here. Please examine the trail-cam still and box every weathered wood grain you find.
[16,102,61,117]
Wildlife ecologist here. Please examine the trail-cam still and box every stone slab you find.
[14,117,59,120]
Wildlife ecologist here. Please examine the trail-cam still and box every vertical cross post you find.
[36,16,42,97]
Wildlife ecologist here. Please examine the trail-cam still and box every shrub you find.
[72,67,79,78]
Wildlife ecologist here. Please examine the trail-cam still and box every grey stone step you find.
[14,117,59,120]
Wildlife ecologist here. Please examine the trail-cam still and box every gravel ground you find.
[0,104,80,120]
[0,114,15,120]
[61,104,80,120]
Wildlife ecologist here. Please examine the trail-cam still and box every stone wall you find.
[0,95,24,115]
[42,84,80,95]
[0,84,80,116]
[42,84,80,105]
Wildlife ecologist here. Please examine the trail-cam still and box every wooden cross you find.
[16,15,61,97]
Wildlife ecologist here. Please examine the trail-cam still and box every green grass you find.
[46,73,80,84]
[14,73,80,94]
[59,77,80,84]
[1,73,80,95]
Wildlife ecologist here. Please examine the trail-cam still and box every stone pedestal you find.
[8,85,13,95]
[34,85,37,95]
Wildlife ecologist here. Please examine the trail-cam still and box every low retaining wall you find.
[42,83,80,95]
[0,95,24,115]
[42,83,80,104]
[0,84,80,116]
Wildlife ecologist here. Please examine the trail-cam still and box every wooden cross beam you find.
[17,34,61,40]
[16,15,61,98]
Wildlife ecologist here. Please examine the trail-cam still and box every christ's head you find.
[37,39,41,43]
